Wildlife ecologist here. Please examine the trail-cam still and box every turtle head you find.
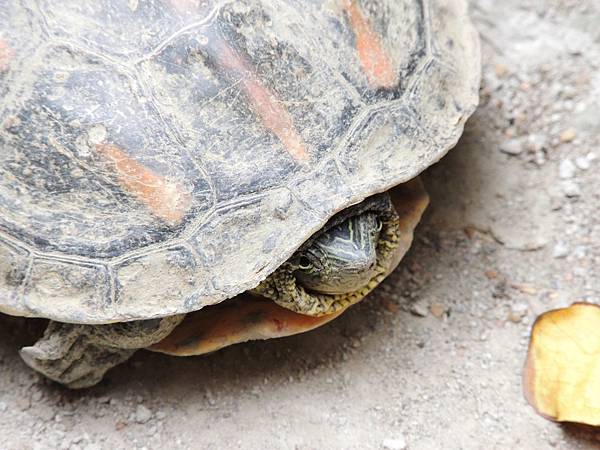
[293,212,382,295]
[253,193,401,317]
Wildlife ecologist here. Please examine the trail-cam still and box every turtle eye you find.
[375,217,383,232]
[298,256,313,270]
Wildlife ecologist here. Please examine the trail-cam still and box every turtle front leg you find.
[20,315,184,389]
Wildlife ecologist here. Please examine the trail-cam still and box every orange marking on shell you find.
[213,41,309,163]
[0,39,15,73]
[244,75,309,163]
[97,143,192,225]
[343,0,396,89]
[166,0,309,163]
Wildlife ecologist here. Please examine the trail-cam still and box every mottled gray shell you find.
[0,0,480,323]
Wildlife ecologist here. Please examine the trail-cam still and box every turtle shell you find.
[0,0,480,323]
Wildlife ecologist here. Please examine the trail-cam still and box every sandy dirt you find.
[2,0,600,448]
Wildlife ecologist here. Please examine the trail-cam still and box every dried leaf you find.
[523,303,600,426]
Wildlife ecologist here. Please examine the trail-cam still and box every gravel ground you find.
[2,1,600,449]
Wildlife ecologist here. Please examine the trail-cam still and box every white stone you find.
[558,159,576,179]
[575,156,591,170]
[499,139,523,155]
[552,241,569,259]
[382,437,408,450]
[562,180,581,197]
[410,301,428,317]
[135,405,152,424]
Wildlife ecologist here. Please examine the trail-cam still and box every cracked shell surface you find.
[0,0,480,323]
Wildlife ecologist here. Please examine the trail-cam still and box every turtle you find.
[0,0,480,388]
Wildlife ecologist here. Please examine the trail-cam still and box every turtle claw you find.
[20,316,184,389]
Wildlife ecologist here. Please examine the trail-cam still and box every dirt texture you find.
[1,0,600,448]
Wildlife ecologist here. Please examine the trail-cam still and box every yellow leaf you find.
[524,303,600,426]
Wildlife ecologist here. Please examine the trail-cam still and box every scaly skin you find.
[20,315,184,389]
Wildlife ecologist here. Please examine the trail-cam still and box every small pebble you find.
[127,0,139,12]
[552,242,569,259]
[559,128,577,143]
[410,301,429,317]
[575,156,591,170]
[494,63,508,77]
[558,159,576,179]
[382,436,408,450]
[430,303,445,318]
[507,312,522,323]
[83,444,102,450]
[135,405,152,424]
[499,139,523,155]
[526,134,546,152]
[550,196,563,210]
[508,303,529,323]
[561,180,581,197]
